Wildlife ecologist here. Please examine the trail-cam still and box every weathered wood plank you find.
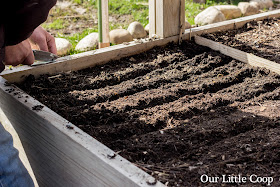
[99,0,110,48]
[0,107,39,187]
[195,36,280,75]
[1,35,186,83]
[2,9,280,84]
[1,9,280,187]
[191,9,280,36]
[149,0,156,38]
[150,0,185,38]
[0,77,165,187]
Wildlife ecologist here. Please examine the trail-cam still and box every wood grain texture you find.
[150,0,185,38]
[1,9,280,187]
[195,36,280,75]
[100,0,110,48]
[1,35,187,84]
[0,77,165,187]
[149,0,156,38]
[0,108,39,187]
[99,42,110,48]
[2,10,280,83]
[155,0,165,37]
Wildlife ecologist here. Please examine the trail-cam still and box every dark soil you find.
[18,41,280,186]
[32,105,44,111]
[204,18,280,64]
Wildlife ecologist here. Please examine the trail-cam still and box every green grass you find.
[57,0,150,54]
[185,0,245,24]
[43,19,68,30]
[71,0,149,26]
[46,0,245,55]
[68,0,243,32]
[185,0,229,25]
[108,0,149,26]
[57,28,98,53]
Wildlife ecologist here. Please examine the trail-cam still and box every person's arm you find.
[4,26,57,66]
[0,25,5,72]
[4,40,34,66]
[3,0,57,46]
[0,0,57,69]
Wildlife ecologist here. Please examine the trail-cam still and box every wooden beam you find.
[195,36,280,75]
[0,77,165,187]
[191,9,280,37]
[0,107,39,187]
[179,0,185,44]
[149,0,156,37]
[2,9,280,84]
[99,0,110,48]
[150,0,185,38]
[1,9,280,186]
[1,35,188,84]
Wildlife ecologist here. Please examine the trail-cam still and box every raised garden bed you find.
[17,40,280,186]
[203,17,280,64]
[1,10,280,187]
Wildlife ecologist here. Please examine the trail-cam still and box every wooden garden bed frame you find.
[1,9,280,187]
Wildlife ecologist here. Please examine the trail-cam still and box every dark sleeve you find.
[3,0,57,46]
[0,25,6,72]
[0,25,5,72]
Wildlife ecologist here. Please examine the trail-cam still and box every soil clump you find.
[19,41,280,186]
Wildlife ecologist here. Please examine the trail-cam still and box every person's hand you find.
[29,26,57,55]
[4,39,34,66]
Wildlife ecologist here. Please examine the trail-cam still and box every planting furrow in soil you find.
[19,41,280,186]
[68,51,229,105]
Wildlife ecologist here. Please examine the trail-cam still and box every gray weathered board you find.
[0,77,165,187]
[149,0,185,38]
[1,9,280,187]
[195,36,280,75]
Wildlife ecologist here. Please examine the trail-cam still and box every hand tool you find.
[32,50,59,66]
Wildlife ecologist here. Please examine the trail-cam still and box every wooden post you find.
[149,0,185,38]
[1,9,280,187]
[98,0,110,48]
